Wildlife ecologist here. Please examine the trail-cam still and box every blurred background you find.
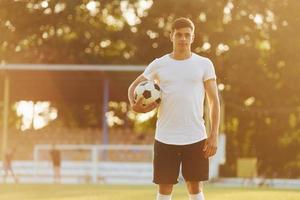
[0,0,299,187]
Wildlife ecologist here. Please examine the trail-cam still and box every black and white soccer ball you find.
[134,81,161,106]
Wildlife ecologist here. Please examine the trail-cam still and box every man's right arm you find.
[128,74,158,113]
[128,74,147,105]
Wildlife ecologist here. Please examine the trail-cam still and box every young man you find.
[3,148,18,183]
[128,17,220,200]
[50,145,61,183]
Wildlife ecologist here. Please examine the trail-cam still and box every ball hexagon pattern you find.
[134,81,161,106]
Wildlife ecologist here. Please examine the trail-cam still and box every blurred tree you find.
[0,0,137,64]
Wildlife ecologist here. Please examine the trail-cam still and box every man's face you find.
[170,27,194,51]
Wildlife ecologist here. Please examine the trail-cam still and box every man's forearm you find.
[128,75,148,106]
[128,83,136,105]
[209,99,220,137]
[128,80,142,105]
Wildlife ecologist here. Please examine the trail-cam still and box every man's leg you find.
[153,140,181,200]
[186,181,205,200]
[9,168,18,183]
[182,141,208,200]
[54,167,60,183]
[156,184,173,200]
[3,168,8,183]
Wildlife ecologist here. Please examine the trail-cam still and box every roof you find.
[0,64,146,102]
[0,64,145,72]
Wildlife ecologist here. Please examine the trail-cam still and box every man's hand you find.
[131,97,159,113]
[203,134,218,159]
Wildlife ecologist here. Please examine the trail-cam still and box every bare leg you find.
[156,184,173,200]
[9,168,18,183]
[186,182,205,200]
[54,167,61,183]
[186,181,203,194]
[3,168,8,183]
[158,184,173,195]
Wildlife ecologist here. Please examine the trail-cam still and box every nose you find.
[180,35,187,41]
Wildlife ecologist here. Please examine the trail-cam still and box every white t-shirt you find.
[142,53,216,145]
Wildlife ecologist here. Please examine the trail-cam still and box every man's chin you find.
[177,47,189,51]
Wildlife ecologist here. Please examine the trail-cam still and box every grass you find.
[0,184,299,200]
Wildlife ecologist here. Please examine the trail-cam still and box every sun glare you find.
[15,101,58,131]
[86,1,100,16]
[254,14,264,25]
[244,97,255,106]
[136,110,156,123]
[121,0,153,26]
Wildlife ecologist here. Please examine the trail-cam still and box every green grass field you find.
[0,184,299,200]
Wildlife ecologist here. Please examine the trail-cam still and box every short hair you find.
[171,17,195,32]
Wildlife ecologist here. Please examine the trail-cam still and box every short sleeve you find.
[203,59,217,81]
[143,59,158,81]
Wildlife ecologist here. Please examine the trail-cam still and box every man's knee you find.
[186,181,203,194]
[158,184,173,195]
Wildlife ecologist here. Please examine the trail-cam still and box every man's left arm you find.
[203,79,220,158]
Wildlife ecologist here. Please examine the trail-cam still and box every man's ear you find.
[191,33,195,43]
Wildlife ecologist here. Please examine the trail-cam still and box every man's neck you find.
[171,50,192,60]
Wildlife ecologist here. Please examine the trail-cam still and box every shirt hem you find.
[154,135,208,145]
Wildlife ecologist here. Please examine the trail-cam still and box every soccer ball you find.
[134,81,161,106]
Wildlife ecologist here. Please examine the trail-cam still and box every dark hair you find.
[171,17,195,32]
